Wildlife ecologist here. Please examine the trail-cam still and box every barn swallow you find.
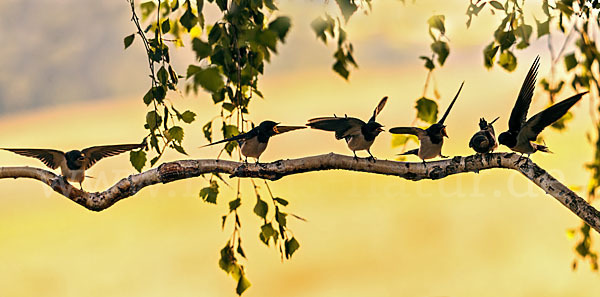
[498,92,587,158]
[202,120,305,163]
[497,56,587,159]
[389,82,464,163]
[2,143,144,189]
[469,117,499,154]
[306,96,387,161]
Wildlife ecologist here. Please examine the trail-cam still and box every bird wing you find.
[519,92,586,141]
[274,126,306,134]
[82,143,144,169]
[388,127,426,138]
[438,81,464,125]
[1,148,65,169]
[508,55,540,133]
[201,128,258,147]
[307,117,366,140]
[368,96,388,123]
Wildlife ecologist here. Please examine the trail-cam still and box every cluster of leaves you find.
[126,0,199,172]
[310,0,369,79]
[467,0,600,270]
[392,14,451,152]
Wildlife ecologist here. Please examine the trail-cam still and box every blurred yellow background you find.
[0,0,599,296]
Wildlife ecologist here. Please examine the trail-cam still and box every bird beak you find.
[273,126,279,134]
[377,127,385,132]
[490,117,500,125]
[441,127,448,138]
[77,154,85,161]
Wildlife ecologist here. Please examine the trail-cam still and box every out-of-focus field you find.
[0,0,599,296]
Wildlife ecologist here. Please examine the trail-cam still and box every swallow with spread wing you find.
[202,120,305,163]
[469,117,499,154]
[2,143,144,189]
[497,56,587,158]
[306,96,388,161]
[389,82,464,163]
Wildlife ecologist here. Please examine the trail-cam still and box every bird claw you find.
[440,154,449,158]
[367,156,377,163]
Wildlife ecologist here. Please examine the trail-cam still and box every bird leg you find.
[514,153,525,165]
[367,149,377,163]
[79,182,83,191]
[353,151,358,161]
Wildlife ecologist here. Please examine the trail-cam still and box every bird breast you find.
[240,136,268,158]
[346,133,374,151]
[418,136,443,160]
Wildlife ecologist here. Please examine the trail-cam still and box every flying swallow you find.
[469,117,499,154]
[497,56,587,158]
[2,143,144,189]
[202,120,305,163]
[306,96,388,161]
[389,82,464,163]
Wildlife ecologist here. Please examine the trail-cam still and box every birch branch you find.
[0,152,598,233]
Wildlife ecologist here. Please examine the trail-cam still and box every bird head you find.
[258,120,280,136]
[479,117,499,130]
[65,150,85,168]
[364,122,385,136]
[498,131,517,147]
[428,123,448,138]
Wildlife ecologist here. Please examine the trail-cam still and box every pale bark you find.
[1,152,599,233]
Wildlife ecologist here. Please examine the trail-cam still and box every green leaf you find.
[161,20,170,34]
[236,274,251,295]
[157,66,169,84]
[179,7,198,32]
[124,34,135,49]
[427,15,445,35]
[200,180,219,204]
[229,198,241,212]
[333,60,349,80]
[431,41,450,65]
[215,0,227,11]
[391,134,418,148]
[188,66,224,93]
[180,110,196,123]
[168,126,184,142]
[415,97,438,124]
[489,1,504,9]
[498,50,517,72]
[285,237,300,259]
[223,124,240,138]
[335,0,358,22]
[173,143,188,155]
[146,111,162,130]
[197,0,204,15]
[483,41,499,69]
[273,197,289,206]
[419,56,435,70]
[253,198,268,219]
[264,0,278,10]
[268,17,292,42]
[536,18,550,38]
[495,30,515,50]
[130,150,147,172]
[275,210,287,227]
[140,1,157,21]
[564,53,578,71]
[143,88,154,105]
[203,121,212,142]
[192,38,211,60]
[260,223,277,245]
[310,17,329,42]
[208,25,222,44]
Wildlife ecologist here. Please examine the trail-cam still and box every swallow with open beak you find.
[306,96,387,161]
[469,117,500,154]
[497,56,587,159]
[389,82,464,163]
[201,120,305,163]
[2,143,144,189]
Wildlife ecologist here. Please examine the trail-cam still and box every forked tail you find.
[399,148,419,156]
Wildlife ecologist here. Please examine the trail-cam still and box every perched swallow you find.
[497,56,587,158]
[389,82,464,163]
[469,117,499,154]
[2,144,144,189]
[306,96,388,161]
[202,120,305,163]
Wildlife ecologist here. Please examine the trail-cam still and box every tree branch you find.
[1,153,599,233]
